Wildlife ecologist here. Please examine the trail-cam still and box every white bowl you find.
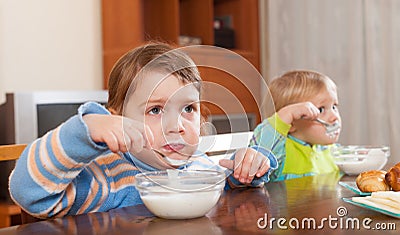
[135,170,225,219]
[332,145,390,175]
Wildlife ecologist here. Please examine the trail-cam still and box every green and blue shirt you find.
[250,113,339,182]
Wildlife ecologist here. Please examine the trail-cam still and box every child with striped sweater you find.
[9,43,277,219]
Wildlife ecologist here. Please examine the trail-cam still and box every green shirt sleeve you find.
[250,113,289,182]
[267,113,291,136]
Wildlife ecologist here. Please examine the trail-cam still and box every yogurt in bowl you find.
[332,145,390,175]
[135,170,226,219]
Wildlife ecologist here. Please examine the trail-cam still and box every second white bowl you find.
[332,145,390,175]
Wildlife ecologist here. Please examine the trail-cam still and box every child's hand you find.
[219,148,270,184]
[83,114,153,154]
[277,101,320,124]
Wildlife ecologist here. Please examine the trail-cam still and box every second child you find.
[250,70,341,181]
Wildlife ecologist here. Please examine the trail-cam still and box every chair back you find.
[0,144,27,161]
[0,144,44,225]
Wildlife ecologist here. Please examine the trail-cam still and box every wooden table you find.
[0,173,398,234]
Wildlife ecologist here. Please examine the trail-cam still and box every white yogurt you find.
[141,186,222,219]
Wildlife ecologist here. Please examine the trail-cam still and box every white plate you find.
[343,197,400,219]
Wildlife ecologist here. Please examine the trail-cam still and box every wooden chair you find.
[0,144,27,161]
[0,144,42,227]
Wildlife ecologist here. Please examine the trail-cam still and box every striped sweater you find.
[9,102,277,219]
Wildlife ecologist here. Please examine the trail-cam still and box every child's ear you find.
[108,107,118,115]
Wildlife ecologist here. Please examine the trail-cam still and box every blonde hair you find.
[264,70,337,117]
[106,42,201,114]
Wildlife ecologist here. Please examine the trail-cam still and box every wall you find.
[0,0,103,104]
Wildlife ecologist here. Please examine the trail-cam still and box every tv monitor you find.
[0,90,108,201]
[0,90,108,145]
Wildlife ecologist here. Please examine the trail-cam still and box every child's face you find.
[125,72,201,168]
[291,87,341,145]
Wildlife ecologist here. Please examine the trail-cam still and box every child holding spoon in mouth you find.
[9,42,277,220]
[250,70,341,182]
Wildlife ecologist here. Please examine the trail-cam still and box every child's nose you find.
[163,113,185,134]
[327,110,340,123]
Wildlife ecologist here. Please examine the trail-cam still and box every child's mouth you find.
[327,129,341,139]
[163,143,185,152]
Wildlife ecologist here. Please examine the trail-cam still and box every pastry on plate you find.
[356,170,390,193]
[385,162,400,191]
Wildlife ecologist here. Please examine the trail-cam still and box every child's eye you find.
[183,105,194,113]
[333,104,339,111]
[148,106,162,115]
[318,107,325,113]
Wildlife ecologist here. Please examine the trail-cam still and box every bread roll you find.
[385,162,400,191]
[356,170,390,193]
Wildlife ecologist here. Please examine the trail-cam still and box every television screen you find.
[37,103,82,137]
[36,102,106,137]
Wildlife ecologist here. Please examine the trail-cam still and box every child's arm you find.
[245,102,320,183]
[8,102,146,218]
[219,147,278,188]
[82,113,152,154]
[277,101,320,124]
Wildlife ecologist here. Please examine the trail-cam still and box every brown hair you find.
[106,42,201,114]
[264,70,337,117]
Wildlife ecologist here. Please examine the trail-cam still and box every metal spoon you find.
[315,118,341,135]
[152,149,195,166]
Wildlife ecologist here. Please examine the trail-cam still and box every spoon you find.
[315,118,341,135]
[152,149,195,166]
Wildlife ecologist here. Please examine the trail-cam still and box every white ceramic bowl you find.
[332,145,390,175]
[135,170,225,219]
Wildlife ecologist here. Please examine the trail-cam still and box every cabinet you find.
[102,0,261,126]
